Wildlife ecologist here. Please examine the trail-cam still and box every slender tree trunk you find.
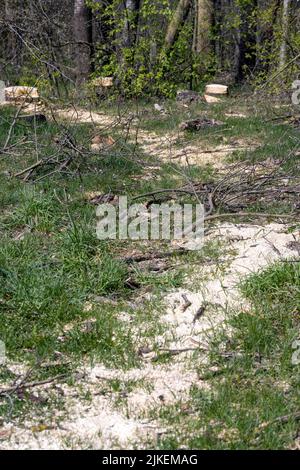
[213,0,225,72]
[233,1,256,82]
[165,0,191,49]
[5,0,18,66]
[255,0,280,73]
[279,0,290,69]
[73,0,93,85]
[234,24,243,81]
[122,0,140,48]
[255,0,264,71]
[193,0,213,54]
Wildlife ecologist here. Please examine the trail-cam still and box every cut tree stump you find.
[90,135,115,152]
[176,90,202,105]
[90,77,113,88]
[205,84,228,95]
[204,94,221,104]
[18,114,47,124]
[5,86,40,102]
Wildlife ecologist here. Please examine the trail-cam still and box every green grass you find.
[156,260,300,449]
[137,95,300,174]
[0,105,210,374]
[0,96,299,441]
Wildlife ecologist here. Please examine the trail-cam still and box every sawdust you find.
[5,102,258,167]
[128,130,258,167]
[159,223,298,350]
[52,108,116,127]
[2,222,298,450]
[1,362,199,449]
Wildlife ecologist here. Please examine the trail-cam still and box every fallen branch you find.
[255,411,300,434]
[2,103,25,152]
[0,373,69,397]
[0,136,28,154]
[152,348,199,362]
[120,249,186,264]
[181,294,192,311]
[14,159,44,177]
[132,188,197,201]
[204,211,296,222]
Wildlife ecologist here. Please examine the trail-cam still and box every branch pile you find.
[134,155,300,220]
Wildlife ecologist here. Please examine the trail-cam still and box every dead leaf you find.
[91,135,115,152]
[31,424,54,433]
[85,192,119,205]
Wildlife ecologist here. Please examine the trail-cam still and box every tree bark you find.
[165,0,192,49]
[122,0,140,49]
[73,0,93,85]
[279,0,290,69]
[5,0,18,66]
[193,0,213,54]
[232,1,256,82]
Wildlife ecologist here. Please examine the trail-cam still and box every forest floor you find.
[0,93,299,449]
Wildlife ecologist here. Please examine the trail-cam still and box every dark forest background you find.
[0,0,299,98]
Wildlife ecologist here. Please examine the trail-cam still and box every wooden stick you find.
[0,373,69,397]
[204,211,296,222]
[14,159,44,177]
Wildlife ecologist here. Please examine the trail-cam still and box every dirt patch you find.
[47,107,258,167]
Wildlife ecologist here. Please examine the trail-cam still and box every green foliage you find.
[89,0,205,97]
[2,0,300,98]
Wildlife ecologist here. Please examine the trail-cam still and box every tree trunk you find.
[122,0,140,49]
[193,0,213,54]
[165,0,191,49]
[232,1,256,82]
[73,0,93,85]
[279,0,290,69]
[5,0,18,66]
[233,17,243,81]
